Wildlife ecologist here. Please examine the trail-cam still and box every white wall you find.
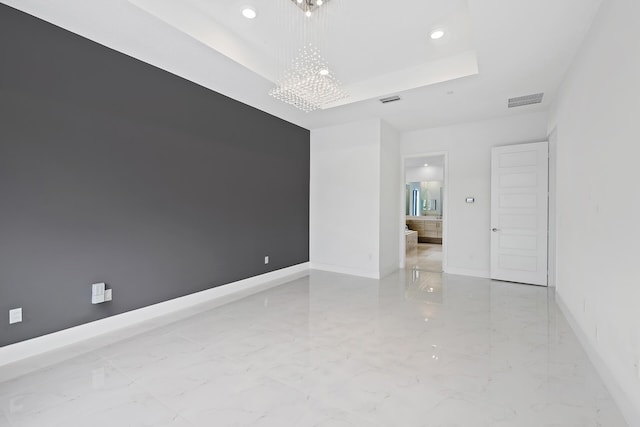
[550,0,640,423]
[402,112,548,277]
[405,165,444,182]
[310,119,402,279]
[379,121,401,277]
[310,119,382,278]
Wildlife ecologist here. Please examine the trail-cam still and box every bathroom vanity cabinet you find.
[406,217,442,243]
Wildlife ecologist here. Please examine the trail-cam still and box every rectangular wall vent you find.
[508,93,544,108]
[380,95,401,104]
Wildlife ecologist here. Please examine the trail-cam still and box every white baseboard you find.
[556,294,640,426]
[0,263,310,367]
[444,266,490,278]
[378,264,399,279]
[309,262,380,279]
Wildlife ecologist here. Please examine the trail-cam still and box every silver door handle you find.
[492,228,500,232]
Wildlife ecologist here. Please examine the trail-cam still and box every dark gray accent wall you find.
[0,4,310,347]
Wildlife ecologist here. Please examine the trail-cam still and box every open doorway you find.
[401,154,447,273]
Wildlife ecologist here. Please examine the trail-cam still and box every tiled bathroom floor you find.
[0,270,627,426]
[406,243,443,272]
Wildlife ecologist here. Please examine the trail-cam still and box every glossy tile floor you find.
[406,243,443,272]
[0,270,627,427]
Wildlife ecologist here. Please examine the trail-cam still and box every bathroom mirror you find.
[406,181,443,217]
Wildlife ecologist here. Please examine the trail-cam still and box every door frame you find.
[399,151,449,272]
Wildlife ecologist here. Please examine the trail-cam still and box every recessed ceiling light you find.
[424,163,429,167]
[319,69,329,76]
[430,29,445,40]
[242,7,257,19]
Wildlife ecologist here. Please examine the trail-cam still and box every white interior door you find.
[491,142,549,286]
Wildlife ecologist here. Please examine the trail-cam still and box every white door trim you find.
[399,151,449,273]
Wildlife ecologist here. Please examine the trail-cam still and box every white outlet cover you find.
[264,256,269,264]
[9,308,22,324]
[104,289,113,302]
[92,282,106,304]
[92,283,106,296]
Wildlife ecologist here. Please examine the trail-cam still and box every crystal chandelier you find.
[269,44,348,113]
[269,0,348,113]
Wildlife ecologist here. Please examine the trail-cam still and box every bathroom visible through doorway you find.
[403,154,446,273]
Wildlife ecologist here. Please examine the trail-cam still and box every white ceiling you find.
[1,0,603,131]
[405,156,445,169]
[125,0,479,109]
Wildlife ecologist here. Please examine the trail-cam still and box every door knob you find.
[492,228,500,232]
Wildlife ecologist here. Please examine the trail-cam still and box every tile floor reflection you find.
[0,270,628,426]
[406,243,443,272]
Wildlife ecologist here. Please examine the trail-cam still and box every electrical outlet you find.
[264,256,269,264]
[92,282,106,304]
[9,308,22,324]
[104,288,113,302]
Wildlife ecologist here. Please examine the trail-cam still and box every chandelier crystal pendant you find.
[290,0,327,13]
[269,0,348,113]
[269,44,348,113]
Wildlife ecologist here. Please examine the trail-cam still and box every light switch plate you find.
[9,308,22,324]
[104,289,113,302]
[264,256,269,264]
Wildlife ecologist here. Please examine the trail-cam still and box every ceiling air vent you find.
[508,93,544,108]
[380,95,401,104]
